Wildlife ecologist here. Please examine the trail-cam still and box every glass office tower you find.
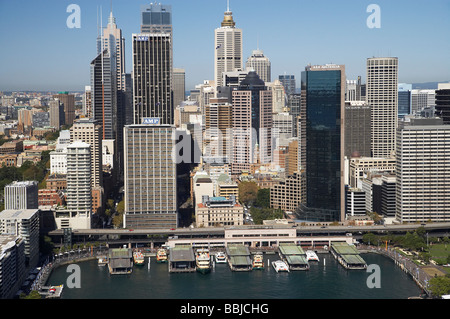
[298,64,345,222]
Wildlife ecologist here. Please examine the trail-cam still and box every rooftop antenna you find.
[227,0,230,12]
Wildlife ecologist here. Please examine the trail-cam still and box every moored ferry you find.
[252,253,264,270]
[196,248,211,274]
[306,250,320,262]
[215,252,227,264]
[133,250,145,266]
[272,260,289,273]
[156,248,168,263]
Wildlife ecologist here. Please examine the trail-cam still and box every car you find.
[170,228,175,230]
[129,229,134,231]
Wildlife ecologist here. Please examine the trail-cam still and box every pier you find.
[330,242,367,270]
[108,248,133,275]
[226,244,252,271]
[168,245,196,273]
[278,243,309,271]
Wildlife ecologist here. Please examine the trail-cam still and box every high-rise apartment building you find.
[70,119,103,214]
[124,122,177,229]
[4,181,38,210]
[61,141,92,229]
[231,71,272,175]
[396,117,450,223]
[245,49,271,83]
[214,5,243,88]
[298,64,345,222]
[70,119,103,188]
[366,57,398,158]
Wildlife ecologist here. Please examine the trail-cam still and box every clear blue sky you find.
[0,0,449,92]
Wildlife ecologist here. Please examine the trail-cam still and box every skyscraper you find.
[214,4,243,88]
[65,141,92,229]
[70,119,103,214]
[140,3,172,34]
[344,101,371,158]
[396,117,450,223]
[90,49,117,140]
[231,71,272,175]
[245,49,271,83]
[124,122,177,229]
[132,33,173,125]
[4,181,38,210]
[53,92,75,126]
[173,68,186,108]
[99,10,125,91]
[398,83,412,118]
[278,75,296,95]
[298,64,346,222]
[435,83,450,124]
[366,57,398,158]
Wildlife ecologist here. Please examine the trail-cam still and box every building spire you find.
[221,0,235,27]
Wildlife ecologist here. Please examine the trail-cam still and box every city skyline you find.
[0,0,449,92]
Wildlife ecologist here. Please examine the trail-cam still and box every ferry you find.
[272,260,290,273]
[306,250,320,262]
[156,248,168,263]
[133,250,145,266]
[196,248,211,274]
[215,252,227,264]
[98,256,108,266]
[252,253,264,270]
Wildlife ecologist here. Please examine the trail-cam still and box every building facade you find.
[366,57,398,158]
[395,117,450,223]
[245,49,271,83]
[214,6,243,88]
[124,123,177,229]
[298,64,345,222]
[4,181,38,211]
[196,195,244,227]
[344,101,371,158]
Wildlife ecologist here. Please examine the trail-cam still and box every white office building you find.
[396,117,450,223]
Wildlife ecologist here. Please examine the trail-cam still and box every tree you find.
[255,188,270,208]
[362,232,377,245]
[238,181,258,206]
[428,276,450,298]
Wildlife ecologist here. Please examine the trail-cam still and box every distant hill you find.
[412,82,450,90]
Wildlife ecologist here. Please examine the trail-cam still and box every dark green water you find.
[46,253,422,299]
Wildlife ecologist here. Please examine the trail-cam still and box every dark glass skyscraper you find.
[132,4,173,125]
[298,64,345,222]
[398,83,412,119]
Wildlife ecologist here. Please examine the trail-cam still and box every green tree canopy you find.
[238,181,258,206]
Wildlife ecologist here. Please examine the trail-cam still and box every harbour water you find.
[46,252,422,299]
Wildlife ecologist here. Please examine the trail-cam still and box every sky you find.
[0,0,449,92]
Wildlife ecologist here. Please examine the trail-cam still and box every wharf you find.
[278,243,309,271]
[169,245,196,273]
[108,248,133,275]
[330,242,367,270]
[226,244,252,271]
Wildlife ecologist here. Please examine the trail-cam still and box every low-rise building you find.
[196,195,244,227]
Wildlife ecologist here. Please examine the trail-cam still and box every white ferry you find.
[272,260,289,273]
[215,252,227,264]
[196,248,211,274]
[306,250,319,262]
